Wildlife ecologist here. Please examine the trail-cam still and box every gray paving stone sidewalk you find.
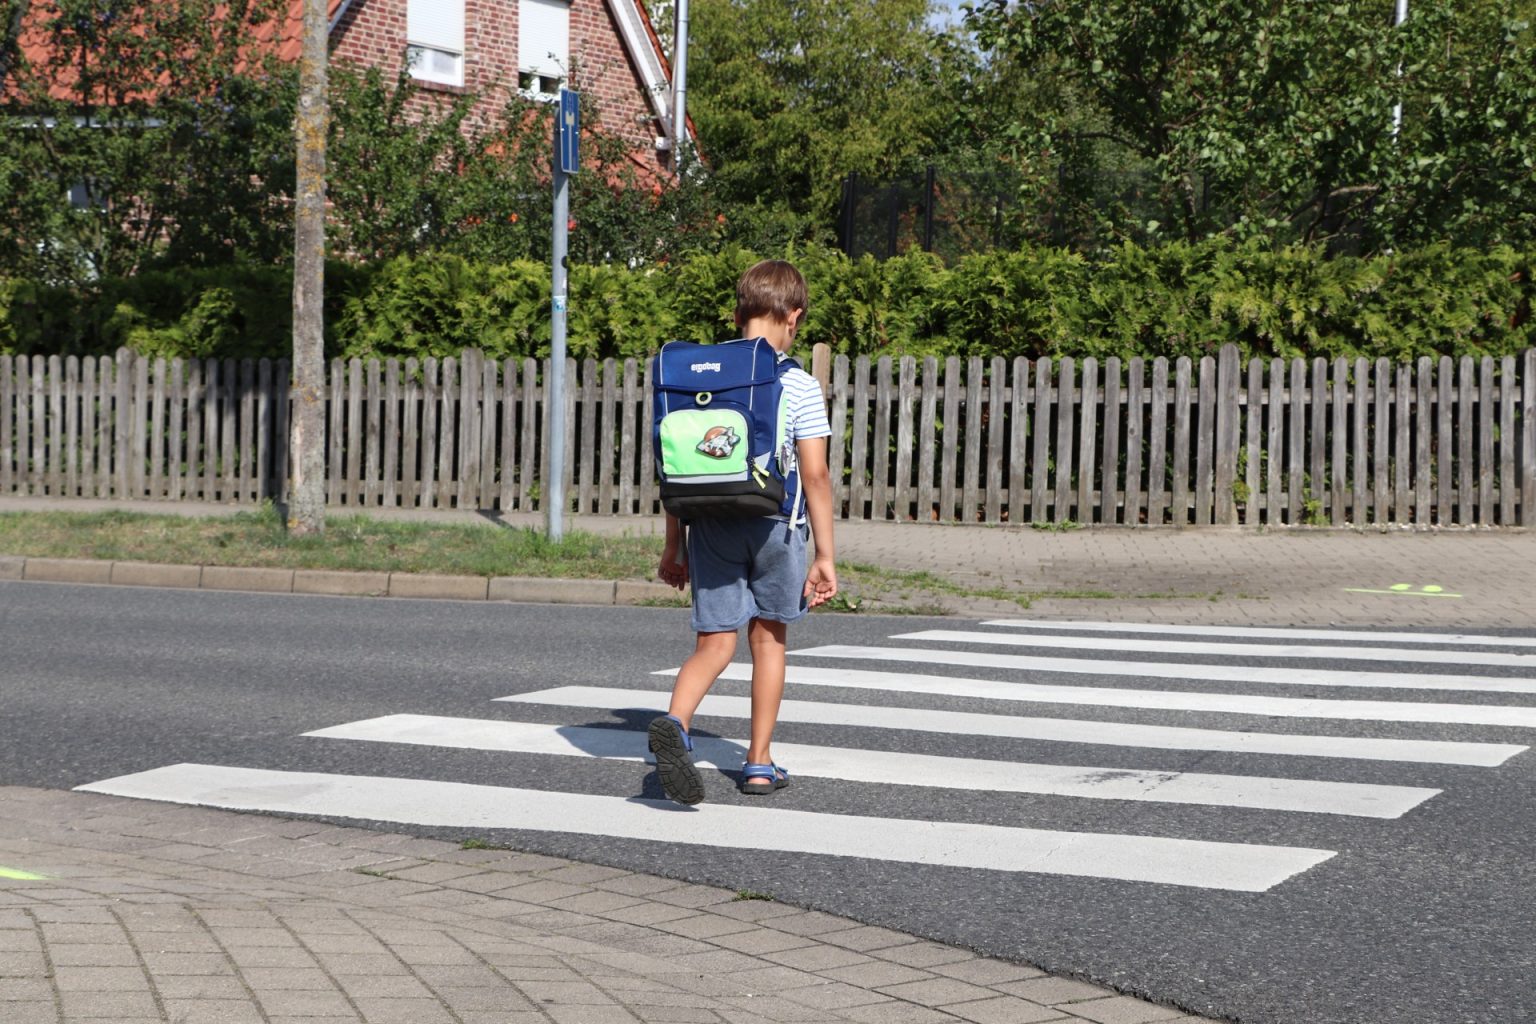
[822,519,1536,628]
[0,787,1213,1024]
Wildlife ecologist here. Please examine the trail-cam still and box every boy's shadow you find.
[556,708,748,803]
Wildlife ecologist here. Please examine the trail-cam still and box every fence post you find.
[1054,358,1075,522]
[30,354,45,496]
[811,343,832,412]
[1076,357,1098,524]
[850,355,871,519]
[1031,358,1052,524]
[916,356,937,522]
[115,349,133,499]
[1522,349,1535,526]
[1477,355,1494,525]
[897,356,917,522]
[1195,355,1215,525]
[1331,357,1348,524]
[872,356,893,520]
[1413,357,1431,526]
[0,356,11,496]
[1456,356,1474,525]
[1214,344,1240,524]
[48,354,63,497]
[1499,355,1516,525]
[828,355,849,519]
[1170,357,1192,527]
[274,359,291,505]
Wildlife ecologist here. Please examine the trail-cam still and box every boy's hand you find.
[658,546,689,591]
[804,557,838,608]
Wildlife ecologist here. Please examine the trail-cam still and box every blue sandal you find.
[739,762,790,795]
[648,714,704,805]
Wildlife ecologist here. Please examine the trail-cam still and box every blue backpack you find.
[651,337,802,522]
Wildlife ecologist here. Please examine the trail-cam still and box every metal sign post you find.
[547,89,579,542]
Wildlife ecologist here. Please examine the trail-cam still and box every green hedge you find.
[3,240,1531,364]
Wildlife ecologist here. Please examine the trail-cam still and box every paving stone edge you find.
[7,555,685,606]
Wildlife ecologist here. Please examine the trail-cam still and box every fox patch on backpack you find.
[651,338,802,521]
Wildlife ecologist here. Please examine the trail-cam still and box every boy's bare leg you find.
[744,617,787,782]
[666,630,737,731]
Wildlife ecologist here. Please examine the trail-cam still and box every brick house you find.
[6,1,690,175]
[284,0,690,175]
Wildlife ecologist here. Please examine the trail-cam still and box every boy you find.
[649,259,838,804]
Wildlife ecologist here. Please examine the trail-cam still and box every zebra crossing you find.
[77,618,1534,895]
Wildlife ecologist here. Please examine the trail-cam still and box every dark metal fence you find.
[837,167,1022,262]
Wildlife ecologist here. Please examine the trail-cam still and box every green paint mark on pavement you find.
[1343,582,1463,598]
[0,867,46,881]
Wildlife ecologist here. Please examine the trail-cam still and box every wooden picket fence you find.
[2,345,1534,526]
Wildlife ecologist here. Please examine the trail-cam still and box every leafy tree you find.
[0,21,726,284]
[1371,1,1536,250]
[325,65,723,267]
[324,63,489,262]
[0,0,296,284]
[967,0,1536,253]
[685,0,968,227]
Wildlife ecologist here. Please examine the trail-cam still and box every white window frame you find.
[407,0,466,88]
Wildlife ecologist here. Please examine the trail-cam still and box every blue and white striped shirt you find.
[776,357,830,524]
[780,363,832,446]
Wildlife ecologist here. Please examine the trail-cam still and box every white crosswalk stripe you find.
[890,629,1536,670]
[76,763,1337,892]
[76,619,1536,894]
[694,663,1536,728]
[980,619,1536,648]
[304,714,1442,818]
[793,643,1536,695]
[498,685,1525,766]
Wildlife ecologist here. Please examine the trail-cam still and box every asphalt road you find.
[2,580,1533,1024]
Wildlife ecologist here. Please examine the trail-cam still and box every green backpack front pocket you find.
[658,408,752,481]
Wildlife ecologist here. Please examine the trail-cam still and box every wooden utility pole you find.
[288,0,327,535]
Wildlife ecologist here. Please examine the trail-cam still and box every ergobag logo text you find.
[651,338,802,522]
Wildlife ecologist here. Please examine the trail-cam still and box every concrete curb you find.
[0,554,685,608]
[293,568,391,596]
[23,557,113,584]
[202,565,296,593]
[110,561,203,588]
[387,571,489,601]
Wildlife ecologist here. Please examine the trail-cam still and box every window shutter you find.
[518,0,569,79]
[408,0,465,52]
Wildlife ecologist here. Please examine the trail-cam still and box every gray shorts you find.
[686,517,808,633]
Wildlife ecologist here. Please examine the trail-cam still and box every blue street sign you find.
[558,88,580,175]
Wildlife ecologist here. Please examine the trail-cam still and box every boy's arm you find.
[658,512,688,591]
[796,436,838,608]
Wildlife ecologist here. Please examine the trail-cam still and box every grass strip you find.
[0,506,1226,613]
[0,506,966,597]
[0,504,662,580]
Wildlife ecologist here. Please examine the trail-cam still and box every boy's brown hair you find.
[734,259,808,326]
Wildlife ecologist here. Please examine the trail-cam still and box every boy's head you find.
[734,259,808,332]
